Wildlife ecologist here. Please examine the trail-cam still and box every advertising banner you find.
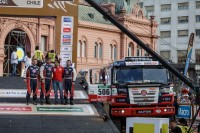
[176,105,191,119]
[0,0,43,8]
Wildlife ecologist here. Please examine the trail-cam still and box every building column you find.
[0,47,5,76]
[37,18,41,46]
[49,25,54,50]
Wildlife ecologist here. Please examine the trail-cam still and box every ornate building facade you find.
[0,0,157,76]
[77,0,158,72]
[0,17,55,76]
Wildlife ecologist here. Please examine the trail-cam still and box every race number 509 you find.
[98,88,110,96]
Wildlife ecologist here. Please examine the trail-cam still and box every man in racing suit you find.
[63,60,76,105]
[23,58,40,105]
[40,57,53,105]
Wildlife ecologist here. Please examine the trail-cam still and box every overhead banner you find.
[183,33,194,76]
[0,0,43,8]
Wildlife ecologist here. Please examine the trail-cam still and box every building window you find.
[138,10,143,18]
[78,40,86,58]
[196,1,200,9]
[196,29,200,37]
[178,50,187,63]
[160,31,171,38]
[113,45,117,60]
[178,16,189,24]
[161,4,171,11]
[145,6,154,14]
[110,44,117,60]
[94,42,98,58]
[196,49,200,63]
[178,30,188,37]
[178,2,189,10]
[161,17,171,25]
[160,51,171,60]
[94,42,103,59]
[99,43,102,59]
[40,36,47,52]
[137,46,142,56]
[128,43,134,57]
[82,41,86,57]
[77,40,81,57]
[196,15,200,22]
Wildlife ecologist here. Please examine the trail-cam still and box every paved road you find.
[0,77,119,133]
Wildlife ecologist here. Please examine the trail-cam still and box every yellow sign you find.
[162,124,168,133]
[16,48,24,61]
[134,123,154,133]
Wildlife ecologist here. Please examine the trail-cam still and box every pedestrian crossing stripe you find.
[0,103,99,116]
[0,89,88,99]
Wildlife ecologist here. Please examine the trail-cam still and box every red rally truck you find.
[88,57,175,117]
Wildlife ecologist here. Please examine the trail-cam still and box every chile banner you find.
[183,33,194,76]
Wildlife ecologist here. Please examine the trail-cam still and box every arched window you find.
[94,42,98,58]
[128,43,134,57]
[79,37,87,58]
[94,39,103,59]
[77,40,81,57]
[98,43,103,59]
[113,45,117,60]
[82,41,86,57]
[138,10,143,19]
[109,44,113,59]
[137,46,142,56]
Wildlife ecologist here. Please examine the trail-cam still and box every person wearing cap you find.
[180,94,191,104]
[39,57,53,105]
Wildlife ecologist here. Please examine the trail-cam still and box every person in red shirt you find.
[52,60,64,104]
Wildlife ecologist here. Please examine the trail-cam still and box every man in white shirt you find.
[11,48,18,76]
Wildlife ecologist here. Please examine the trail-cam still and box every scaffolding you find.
[3,30,27,76]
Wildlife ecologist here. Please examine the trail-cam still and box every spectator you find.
[180,94,191,104]
[33,46,44,67]
[11,48,18,76]
[45,50,58,63]
[23,52,32,69]
[170,120,182,133]
[52,60,64,104]
[178,118,189,133]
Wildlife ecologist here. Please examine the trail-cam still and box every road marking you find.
[0,103,99,116]
[0,89,88,99]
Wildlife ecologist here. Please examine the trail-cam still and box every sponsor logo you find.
[0,106,32,112]
[177,105,191,119]
[63,28,71,33]
[32,69,36,73]
[37,107,83,112]
[63,17,72,22]
[136,110,152,114]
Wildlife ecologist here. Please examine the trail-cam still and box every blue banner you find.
[183,33,194,76]
[177,105,191,119]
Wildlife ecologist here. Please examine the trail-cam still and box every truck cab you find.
[88,57,175,117]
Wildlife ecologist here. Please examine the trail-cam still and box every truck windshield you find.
[114,67,168,84]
